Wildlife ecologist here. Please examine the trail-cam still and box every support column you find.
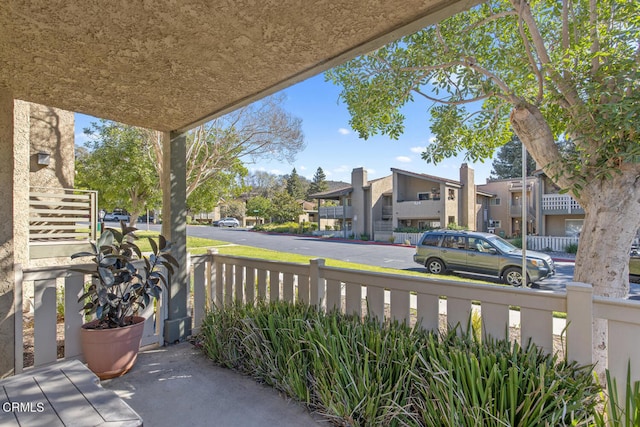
[161,131,191,343]
[0,92,30,377]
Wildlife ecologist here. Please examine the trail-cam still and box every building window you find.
[448,189,455,200]
[432,188,441,200]
[490,198,501,206]
[489,219,502,228]
[448,216,455,225]
[565,219,583,237]
[417,192,430,201]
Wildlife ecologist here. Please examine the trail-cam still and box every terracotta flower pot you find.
[80,316,145,380]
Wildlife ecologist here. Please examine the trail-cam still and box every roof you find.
[309,186,353,199]
[1,0,477,134]
[391,168,462,188]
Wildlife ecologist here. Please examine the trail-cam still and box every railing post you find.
[90,190,98,241]
[207,249,218,310]
[14,264,24,375]
[566,282,593,367]
[309,258,325,310]
[192,254,206,332]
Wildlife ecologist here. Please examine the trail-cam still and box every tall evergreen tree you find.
[490,136,536,180]
[285,168,304,200]
[308,167,329,197]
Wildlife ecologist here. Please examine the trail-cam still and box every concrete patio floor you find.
[102,342,326,427]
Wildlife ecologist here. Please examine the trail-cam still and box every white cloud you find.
[338,128,350,135]
[410,146,426,154]
[333,165,350,173]
[396,156,412,163]
[75,131,90,146]
[298,165,307,171]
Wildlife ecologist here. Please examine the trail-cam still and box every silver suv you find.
[413,230,555,286]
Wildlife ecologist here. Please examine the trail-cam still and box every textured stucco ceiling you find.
[1,0,477,133]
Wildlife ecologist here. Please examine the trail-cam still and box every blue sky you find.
[75,73,495,185]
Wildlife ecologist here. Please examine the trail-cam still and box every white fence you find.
[15,251,640,402]
[526,235,579,252]
[394,232,586,253]
[392,232,422,245]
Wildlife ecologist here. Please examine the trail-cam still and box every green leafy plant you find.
[595,362,640,427]
[565,243,579,254]
[72,222,178,329]
[200,301,601,426]
[511,237,523,248]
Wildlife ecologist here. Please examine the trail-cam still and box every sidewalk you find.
[102,343,326,427]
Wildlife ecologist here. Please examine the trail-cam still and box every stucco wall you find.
[370,175,392,224]
[545,215,584,236]
[29,103,75,189]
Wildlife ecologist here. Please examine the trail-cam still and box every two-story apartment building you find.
[477,177,538,238]
[312,164,495,241]
[535,173,585,237]
[311,168,393,240]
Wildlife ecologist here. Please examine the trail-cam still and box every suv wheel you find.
[503,267,527,287]
[426,258,445,275]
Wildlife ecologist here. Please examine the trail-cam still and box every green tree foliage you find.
[75,121,160,224]
[490,136,537,180]
[308,167,329,197]
[246,196,272,221]
[268,190,303,223]
[285,168,305,200]
[327,0,640,298]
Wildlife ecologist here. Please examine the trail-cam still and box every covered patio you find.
[102,342,324,427]
[1,0,481,378]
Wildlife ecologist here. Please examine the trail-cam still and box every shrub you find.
[565,243,579,254]
[446,223,466,230]
[511,237,523,248]
[394,226,423,233]
[594,363,640,427]
[200,301,601,426]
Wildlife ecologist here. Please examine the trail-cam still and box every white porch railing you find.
[14,261,166,375]
[542,194,584,214]
[527,235,580,251]
[392,232,422,244]
[15,251,640,401]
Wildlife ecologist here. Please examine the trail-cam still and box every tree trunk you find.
[576,172,640,373]
[575,175,640,298]
[511,102,640,374]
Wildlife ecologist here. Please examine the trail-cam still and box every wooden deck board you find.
[0,360,142,427]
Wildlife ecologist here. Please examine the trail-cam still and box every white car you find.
[217,217,240,227]
[104,212,130,222]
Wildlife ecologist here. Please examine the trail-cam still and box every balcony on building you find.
[542,194,584,215]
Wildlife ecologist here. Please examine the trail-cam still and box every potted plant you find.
[72,222,178,379]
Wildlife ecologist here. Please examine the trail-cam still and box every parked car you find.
[103,211,130,222]
[138,214,155,223]
[631,246,640,283]
[216,217,240,227]
[413,230,555,286]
